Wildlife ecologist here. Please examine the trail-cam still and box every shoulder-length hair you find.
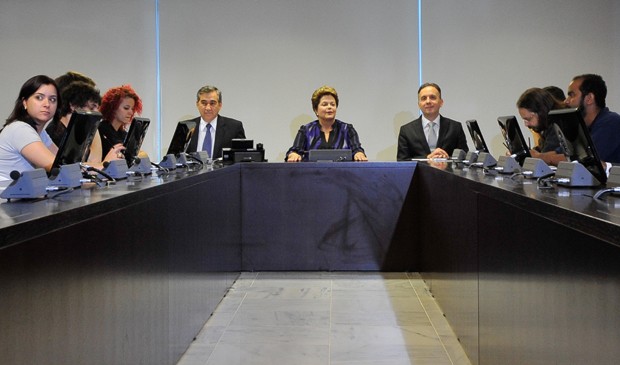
[516,88,565,131]
[5,75,62,129]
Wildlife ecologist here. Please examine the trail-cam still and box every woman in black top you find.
[98,85,143,160]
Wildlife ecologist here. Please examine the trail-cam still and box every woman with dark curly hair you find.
[97,85,143,160]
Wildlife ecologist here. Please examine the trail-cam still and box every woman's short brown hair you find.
[311,86,339,112]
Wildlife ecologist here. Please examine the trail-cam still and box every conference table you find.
[1,161,619,365]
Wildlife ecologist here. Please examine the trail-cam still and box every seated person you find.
[286,85,367,162]
[45,81,109,163]
[543,85,566,103]
[184,85,246,159]
[0,76,121,181]
[565,74,620,164]
[516,88,568,166]
[98,85,144,160]
[55,71,96,94]
[0,75,60,180]
[397,83,468,160]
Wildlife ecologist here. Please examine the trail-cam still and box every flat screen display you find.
[307,149,352,162]
[123,117,150,166]
[51,110,102,172]
[166,120,196,155]
[497,115,531,166]
[547,108,607,184]
[466,119,489,153]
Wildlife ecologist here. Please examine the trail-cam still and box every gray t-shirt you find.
[0,121,54,181]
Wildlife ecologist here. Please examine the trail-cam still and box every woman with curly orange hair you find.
[98,85,143,160]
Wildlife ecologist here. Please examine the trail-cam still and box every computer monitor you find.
[123,117,150,167]
[51,110,102,173]
[231,139,254,150]
[222,140,265,164]
[166,120,196,155]
[497,115,531,166]
[466,120,490,153]
[307,149,352,162]
[547,108,607,184]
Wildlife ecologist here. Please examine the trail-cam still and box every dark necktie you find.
[202,123,212,157]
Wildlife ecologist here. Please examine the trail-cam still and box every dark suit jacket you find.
[185,115,246,159]
[397,115,469,160]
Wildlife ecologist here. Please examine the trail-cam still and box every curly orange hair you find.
[99,85,143,122]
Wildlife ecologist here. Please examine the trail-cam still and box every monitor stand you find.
[158,154,177,170]
[522,157,553,179]
[555,161,603,187]
[451,148,466,162]
[474,152,497,168]
[495,155,521,174]
[1,168,48,201]
[49,163,83,188]
[463,150,479,164]
[103,160,129,180]
[128,157,152,175]
[608,166,620,187]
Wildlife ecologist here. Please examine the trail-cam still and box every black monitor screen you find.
[166,120,196,155]
[52,110,102,171]
[307,149,352,162]
[497,115,531,166]
[466,120,489,153]
[123,117,150,166]
[547,107,607,184]
[231,139,254,149]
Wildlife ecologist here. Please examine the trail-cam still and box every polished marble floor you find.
[176,272,471,365]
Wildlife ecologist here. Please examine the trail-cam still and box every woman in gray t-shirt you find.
[0,75,61,181]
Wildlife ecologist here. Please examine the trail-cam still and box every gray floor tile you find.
[176,272,472,365]
[205,342,329,365]
[219,325,329,345]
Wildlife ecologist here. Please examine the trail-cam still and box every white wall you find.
[1,0,618,162]
[0,0,157,156]
[422,0,619,155]
[159,0,419,161]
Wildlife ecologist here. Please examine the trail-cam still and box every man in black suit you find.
[397,83,468,160]
[185,85,246,159]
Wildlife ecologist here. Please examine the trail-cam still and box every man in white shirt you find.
[185,85,246,159]
[397,83,468,160]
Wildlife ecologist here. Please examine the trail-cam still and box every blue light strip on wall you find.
[418,0,423,86]
[155,0,162,161]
